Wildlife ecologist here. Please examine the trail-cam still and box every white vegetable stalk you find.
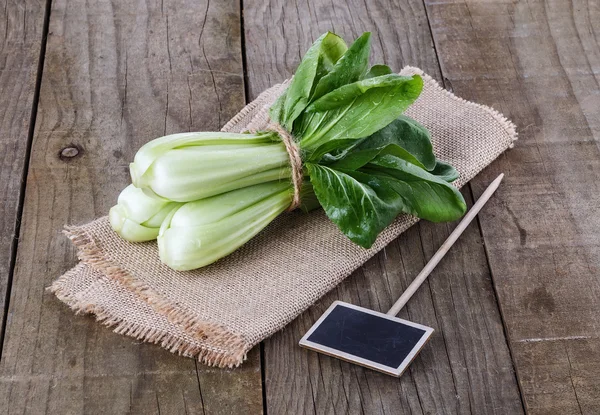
[109,185,182,242]
[130,132,292,202]
[158,181,293,270]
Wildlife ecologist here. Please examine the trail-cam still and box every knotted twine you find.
[242,90,303,211]
[50,67,517,368]
[267,122,303,211]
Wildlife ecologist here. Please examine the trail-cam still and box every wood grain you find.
[0,0,47,332]
[0,0,262,413]
[424,0,600,413]
[3,0,594,413]
[243,1,523,413]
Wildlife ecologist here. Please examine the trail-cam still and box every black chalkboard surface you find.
[300,301,433,376]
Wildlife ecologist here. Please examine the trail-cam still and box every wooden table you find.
[0,0,598,413]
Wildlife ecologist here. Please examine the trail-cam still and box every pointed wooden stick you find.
[387,173,504,316]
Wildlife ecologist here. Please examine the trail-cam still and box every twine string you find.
[266,122,303,211]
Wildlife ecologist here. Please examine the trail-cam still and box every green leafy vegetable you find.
[111,31,467,270]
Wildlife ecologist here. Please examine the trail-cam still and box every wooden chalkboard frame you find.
[299,301,434,377]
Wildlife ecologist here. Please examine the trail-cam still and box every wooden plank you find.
[243,1,523,413]
[0,0,263,413]
[424,0,600,413]
[0,0,46,332]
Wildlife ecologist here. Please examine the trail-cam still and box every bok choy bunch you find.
[110,31,467,271]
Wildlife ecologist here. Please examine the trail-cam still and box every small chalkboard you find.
[300,176,504,377]
[299,301,433,376]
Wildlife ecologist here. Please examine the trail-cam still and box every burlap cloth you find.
[50,67,517,368]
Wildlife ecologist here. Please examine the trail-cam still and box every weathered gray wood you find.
[0,0,46,331]
[424,0,600,413]
[244,1,523,413]
[0,0,262,413]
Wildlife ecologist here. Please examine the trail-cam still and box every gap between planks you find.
[0,0,53,358]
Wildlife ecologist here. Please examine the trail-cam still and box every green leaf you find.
[304,74,418,112]
[327,115,436,171]
[370,115,435,170]
[363,64,393,79]
[311,32,371,100]
[269,32,347,130]
[329,143,424,171]
[307,163,406,248]
[269,88,288,126]
[363,154,467,222]
[312,32,349,91]
[431,159,460,182]
[297,74,424,160]
[298,181,321,212]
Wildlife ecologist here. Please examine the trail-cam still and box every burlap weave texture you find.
[51,67,517,367]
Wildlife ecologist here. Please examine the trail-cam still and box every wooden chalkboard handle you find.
[387,173,504,316]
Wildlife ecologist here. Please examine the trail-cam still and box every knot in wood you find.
[60,146,80,160]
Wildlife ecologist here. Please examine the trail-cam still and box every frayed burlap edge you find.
[49,271,206,360]
[57,227,252,368]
